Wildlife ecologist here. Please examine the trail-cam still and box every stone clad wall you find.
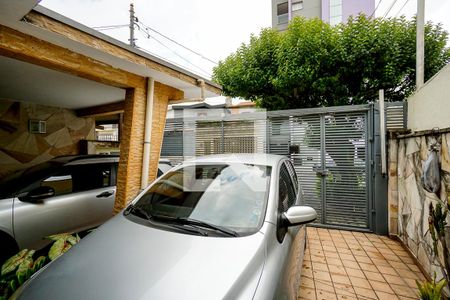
[389,132,450,281]
[0,100,94,178]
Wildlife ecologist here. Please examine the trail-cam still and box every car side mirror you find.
[18,186,55,203]
[282,206,317,227]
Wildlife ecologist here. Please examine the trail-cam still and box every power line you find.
[395,0,411,17]
[136,45,211,79]
[92,24,128,30]
[371,0,383,17]
[136,28,212,78]
[383,0,400,18]
[137,20,218,65]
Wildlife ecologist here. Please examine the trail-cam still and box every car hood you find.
[16,215,267,300]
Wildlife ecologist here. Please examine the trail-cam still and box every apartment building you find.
[272,0,374,31]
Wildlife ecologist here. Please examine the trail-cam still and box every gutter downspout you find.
[141,77,154,189]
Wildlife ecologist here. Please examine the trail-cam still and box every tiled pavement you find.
[299,227,426,300]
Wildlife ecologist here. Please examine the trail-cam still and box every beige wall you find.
[0,99,94,178]
[408,63,450,132]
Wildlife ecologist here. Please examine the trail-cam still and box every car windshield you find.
[133,163,271,234]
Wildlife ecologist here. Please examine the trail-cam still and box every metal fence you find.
[161,102,406,232]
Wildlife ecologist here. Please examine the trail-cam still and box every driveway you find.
[299,227,426,300]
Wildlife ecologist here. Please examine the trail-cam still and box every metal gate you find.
[161,104,401,233]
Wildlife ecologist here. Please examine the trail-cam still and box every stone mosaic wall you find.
[0,100,94,179]
[389,132,450,281]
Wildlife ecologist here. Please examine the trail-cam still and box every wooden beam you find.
[0,24,145,89]
[25,11,222,96]
[76,101,125,117]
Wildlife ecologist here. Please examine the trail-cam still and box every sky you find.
[41,0,450,81]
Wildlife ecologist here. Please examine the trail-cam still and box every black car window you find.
[24,163,113,197]
[277,162,297,242]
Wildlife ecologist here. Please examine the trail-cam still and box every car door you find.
[13,162,116,250]
[274,161,304,300]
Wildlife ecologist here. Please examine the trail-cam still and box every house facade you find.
[0,1,221,212]
[272,0,375,31]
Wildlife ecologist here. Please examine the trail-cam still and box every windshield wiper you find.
[124,204,153,221]
[125,206,207,236]
[165,217,239,237]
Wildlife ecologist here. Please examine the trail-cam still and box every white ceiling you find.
[0,56,125,109]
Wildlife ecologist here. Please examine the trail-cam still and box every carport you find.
[0,1,221,212]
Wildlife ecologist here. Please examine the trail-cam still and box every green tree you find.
[213,15,450,109]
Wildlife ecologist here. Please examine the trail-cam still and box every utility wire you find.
[383,0,400,18]
[371,0,383,17]
[395,0,411,17]
[92,24,128,30]
[136,45,211,79]
[137,20,218,65]
[136,29,212,78]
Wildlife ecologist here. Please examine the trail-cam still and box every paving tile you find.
[402,277,418,289]
[316,289,337,300]
[325,251,341,259]
[300,229,425,300]
[358,263,378,273]
[339,253,356,261]
[389,260,411,270]
[311,255,327,263]
[390,283,418,298]
[299,286,317,299]
[313,270,332,282]
[328,264,348,276]
[332,274,351,285]
[323,245,337,252]
[301,276,315,289]
[315,279,336,293]
[376,265,398,276]
[337,247,353,255]
[370,257,390,266]
[383,253,402,262]
[337,294,358,300]
[363,270,385,282]
[353,286,377,299]
[334,282,356,296]
[312,262,329,272]
[345,267,365,279]
[383,274,408,286]
[326,257,344,266]
[369,280,394,294]
[375,290,399,300]
[348,276,372,289]
[354,255,372,264]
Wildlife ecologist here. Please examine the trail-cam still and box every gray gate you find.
[161,104,400,233]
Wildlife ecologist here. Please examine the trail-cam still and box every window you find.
[36,163,113,197]
[276,163,297,242]
[329,0,342,25]
[133,163,271,235]
[292,1,303,11]
[277,2,289,24]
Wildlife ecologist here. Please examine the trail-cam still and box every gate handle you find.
[316,169,329,177]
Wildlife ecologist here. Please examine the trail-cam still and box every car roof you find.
[182,153,286,167]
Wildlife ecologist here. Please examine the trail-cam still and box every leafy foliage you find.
[0,233,80,299]
[213,15,450,109]
[416,273,447,300]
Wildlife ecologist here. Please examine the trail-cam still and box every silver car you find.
[0,155,172,263]
[13,154,317,300]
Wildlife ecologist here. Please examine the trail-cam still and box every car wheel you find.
[0,232,19,265]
